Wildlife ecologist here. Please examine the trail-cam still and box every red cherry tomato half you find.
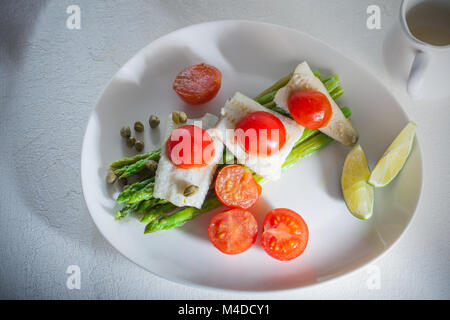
[215,165,261,209]
[235,111,286,157]
[208,208,258,255]
[173,63,222,105]
[166,124,215,169]
[261,208,309,261]
[288,90,332,129]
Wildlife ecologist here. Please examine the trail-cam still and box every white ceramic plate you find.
[81,20,423,292]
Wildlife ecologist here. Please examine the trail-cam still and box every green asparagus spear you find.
[140,202,177,223]
[255,90,277,105]
[116,177,154,203]
[330,86,344,100]
[135,199,156,214]
[313,69,322,79]
[115,202,139,220]
[253,72,293,100]
[323,74,340,92]
[254,68,322,100]
[144,196,222,233]
[283,134,333,170]
[109,149,161,169]
[120,159,147,178]
[263,101,291,117]
[127,183,156,204]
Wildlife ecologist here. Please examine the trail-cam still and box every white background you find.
[0,0,448,299]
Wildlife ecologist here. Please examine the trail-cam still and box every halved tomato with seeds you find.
[173,63,222,105]
[215,165,261,209]
[261,208,309,261]
[208,208,258,255]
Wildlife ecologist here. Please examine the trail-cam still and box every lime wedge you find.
[368,122,417,188]
[341,145,374,220]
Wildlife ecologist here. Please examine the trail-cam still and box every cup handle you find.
[407,51,430,99]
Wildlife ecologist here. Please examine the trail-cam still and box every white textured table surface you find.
[0,0,449,299]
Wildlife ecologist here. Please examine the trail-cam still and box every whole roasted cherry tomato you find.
[288,90,332,129]
[235,111,286,157]
[166,124,215,169]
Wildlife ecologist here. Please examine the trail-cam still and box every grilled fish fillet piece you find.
[274,61,359,146]
[212,92,304,181]
[153,113,223,209]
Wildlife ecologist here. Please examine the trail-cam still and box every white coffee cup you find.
[396,0,450,99]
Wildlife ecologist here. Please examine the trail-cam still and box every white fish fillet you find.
[212,92,304,181]
[153,113,224,209]
[274,61,359,146]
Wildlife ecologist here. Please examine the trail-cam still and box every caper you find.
[138,160,157,179]
[134,121,144,132]
[144,159,158,175]
[178,111,187,124]
[106,170,117,184]
[120,126,131,138]
[172,111,187,124]
[139,161,157,179]
[127,136,136,147]
[149,115,160,128]
[135,140,144,152]
[183,185,199,197]
[172,111,180,124]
